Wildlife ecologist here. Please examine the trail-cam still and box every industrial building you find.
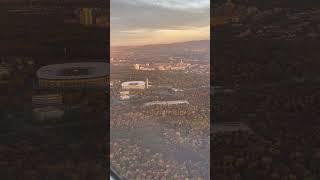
[36,62,108,89]
[119,91,130,100]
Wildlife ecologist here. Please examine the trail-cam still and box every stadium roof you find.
[143,100,189,106]
[37,62,109,80]
[121,81,145,86]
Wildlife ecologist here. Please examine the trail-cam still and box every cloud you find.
[121,0,210,10]
[111,25,209,46]
[111,0,210,46]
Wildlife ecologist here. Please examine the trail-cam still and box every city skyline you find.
[111,0,210,47]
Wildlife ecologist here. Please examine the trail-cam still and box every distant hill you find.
[111,40,210,63]
[139,40,210,49]
[112,40,210,53]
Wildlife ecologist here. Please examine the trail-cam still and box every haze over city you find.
[111,0,210,46]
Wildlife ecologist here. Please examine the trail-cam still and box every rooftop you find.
[143,100,189,107]
[37,62,109,80]
[121,81,145,86]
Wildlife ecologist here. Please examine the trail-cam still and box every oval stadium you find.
[37,62,109,88]
[121,81,145,90]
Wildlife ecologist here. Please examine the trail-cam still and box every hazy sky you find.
[111,0,210,46]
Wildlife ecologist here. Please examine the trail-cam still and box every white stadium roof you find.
[143,100,189,107]
[121,81,145,86]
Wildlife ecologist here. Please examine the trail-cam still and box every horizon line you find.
[111,38,210,48]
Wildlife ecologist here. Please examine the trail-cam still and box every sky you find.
[111,0,210,47]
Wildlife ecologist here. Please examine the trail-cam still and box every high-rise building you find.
[146,78,149,89]
[80,8,96,26]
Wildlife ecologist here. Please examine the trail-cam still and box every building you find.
[119,91,130,100]
[133,64,156,71]
[142,100,193,116]
[121,81,146,90]
[143,100,189,107]
[0,65,10,80]
[133,64,140,70]
[133,61,190,71]
[36,62,108,89]
[80,8,96,26]
[95,15,108,27]
[140,67,156,71]
[169,88,184,93]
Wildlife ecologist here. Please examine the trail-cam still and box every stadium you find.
[143,100,189,107]
[121,81,146,90]
[37,62,109,89]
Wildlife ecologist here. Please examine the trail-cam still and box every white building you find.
[121,81,146,90]
[170,88,184,93]
[143,100,189,107]
[119,91,130,100]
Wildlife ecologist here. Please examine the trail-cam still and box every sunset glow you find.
[111,0,210,46]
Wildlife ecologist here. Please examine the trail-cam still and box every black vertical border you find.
[106,0,111,177]
[210,0,214,178]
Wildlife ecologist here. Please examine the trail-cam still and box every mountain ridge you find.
[111,40,210,51]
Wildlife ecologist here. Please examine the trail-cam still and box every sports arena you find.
[143,100,189,107]
[121,81,146,90]
[37,62,109,89]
